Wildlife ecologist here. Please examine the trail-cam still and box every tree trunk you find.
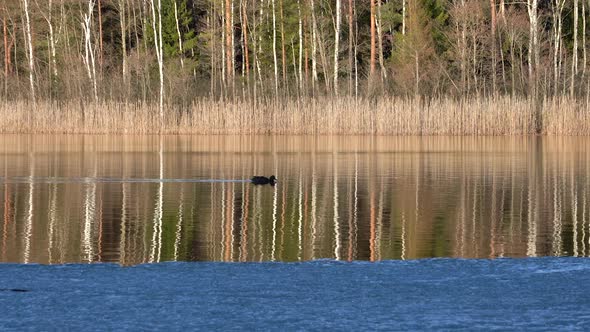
[572,0,579,96]
[526,0,539,95]
[310,0,318,90]
[225,0,232,83]
[369,0,376,79]
[402,0,406,35]
[242,0,249,79]
[98,0,104,79]
[272,0,279,95]
[82,0,98,102]
[22,0,36,103]
[119,0,128,84]
[298,0,303,92]
[490,0,496,92]
[334,0,341,95]
[348,0,353,95]
[280,0,286,89]
[149,0,164,121]
[376,0,386,81]
[174,0,184,68]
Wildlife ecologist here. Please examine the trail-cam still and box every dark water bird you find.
[251,175,277,186]
[0,288,29,292]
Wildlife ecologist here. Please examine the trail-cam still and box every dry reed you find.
[1,96,589,135]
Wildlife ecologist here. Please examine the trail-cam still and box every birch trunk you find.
[369,0,376,79]
[526,0,539,94]
[310,0,318,89]
[490,0,496,92]
[119,0,127,84]
[22,0,36,103]
[348,0,353,95]
[280,0,286,88]
[572,0,579,95]
[376,0,386,80]
[225,0,232,82]
[149,0,164,120]
[334,0,341,95]
[272,0,279,95]
[174,0,184,68]
[298,0,303,92]
[82,0,98,102]
[242,0,249,79]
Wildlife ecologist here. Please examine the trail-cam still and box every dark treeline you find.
[1,0,589,104]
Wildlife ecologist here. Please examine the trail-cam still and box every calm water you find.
[0,135,589,265]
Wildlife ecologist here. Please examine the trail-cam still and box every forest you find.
[1,0,590,134]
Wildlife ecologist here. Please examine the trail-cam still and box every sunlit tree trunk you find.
[3,16,8,95]
[310,0,318,89]
[98,0,103,72]
[272,0,279,95]
[225,0,233,83]
[242,0,250,80]
[174,0,184,68]
[552,0,565,96]
[149,0,164,121]
[402,0,405,35]
[334,0,341,95]
[376,0,386,81]
[297,0,303,92]
[490,0,496,92]
[583,0,587,78]
[348,0,353,95]
[526,0,539,95]
[119,0,128,84]
[572,0,579,96]
[369,0,376,80]
[279,0,287,89]
[22,0,36,103]
[82,0,98,102]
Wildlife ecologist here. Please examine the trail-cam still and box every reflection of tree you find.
[1,136,590,264]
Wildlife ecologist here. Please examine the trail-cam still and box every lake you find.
[1,135,589,265]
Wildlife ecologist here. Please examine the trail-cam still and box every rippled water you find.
[0,135,589,265]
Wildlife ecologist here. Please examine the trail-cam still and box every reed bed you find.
[1,96,589,135]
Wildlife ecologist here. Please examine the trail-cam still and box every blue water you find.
[1,258,589,330]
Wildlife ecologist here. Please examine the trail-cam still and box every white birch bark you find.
[174,0,184,68]
[311,0,318,88]
[119,0,127,84]
[22,0,36,103]
[82,0,98,102]
[272,0,279,95]
[572,0,579,95]
[298,0,303,92]
[149,0,164,120]
[334,0,341,95]
[526,0,539,92]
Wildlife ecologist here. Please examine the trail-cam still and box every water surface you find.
[1,135,589,264]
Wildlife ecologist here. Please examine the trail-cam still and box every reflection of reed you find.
[1,135,590,264]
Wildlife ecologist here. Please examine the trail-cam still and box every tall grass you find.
[1,96,589,135]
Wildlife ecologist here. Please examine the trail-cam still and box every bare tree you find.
[571,0,579,95]
[526,0,539,94]
[22,0,35,103]
[82,0,98,101]
[149,0,164,120]
[334,0,341,95]
[174,0,184,68]
[119,0,128,84]
[370,0,376,79]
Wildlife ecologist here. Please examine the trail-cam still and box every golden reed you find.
[1,96,589,135]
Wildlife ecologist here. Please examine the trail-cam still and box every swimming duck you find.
[251,175,277,186]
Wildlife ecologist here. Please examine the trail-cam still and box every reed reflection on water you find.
[0,135,589,265]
